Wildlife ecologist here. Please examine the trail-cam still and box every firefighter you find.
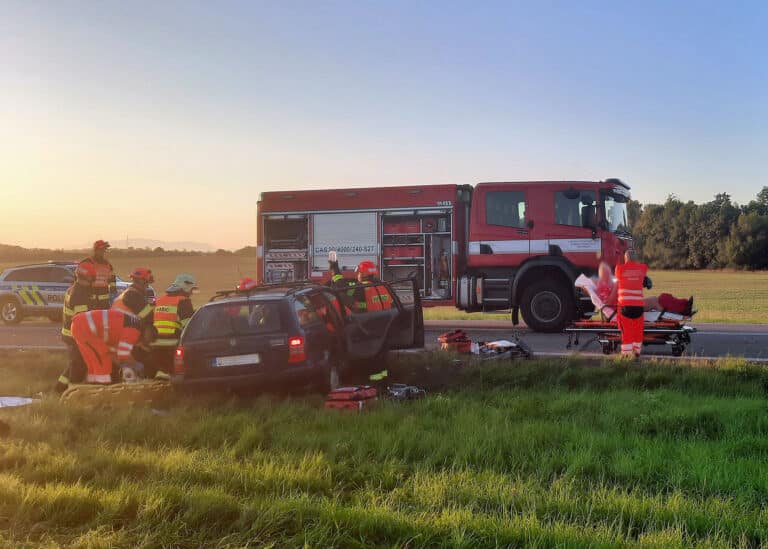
[55,262,97,393]
[70,309,146,384]
[112,267,155,326]
[149,274,197,380]
[355,260,392,312]
[615,250,651,359]
[80,240,116,309]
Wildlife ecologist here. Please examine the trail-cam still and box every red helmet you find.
[93,240,111,250]
[129,267,154,283]
[355,260,377,277]
[75,261,96,280]
[236,277,258,292]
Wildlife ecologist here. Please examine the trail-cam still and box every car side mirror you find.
[526,220,535,229]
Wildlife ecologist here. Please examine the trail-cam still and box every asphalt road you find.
[2,320,767,361]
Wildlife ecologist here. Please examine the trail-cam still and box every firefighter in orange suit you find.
[615,250,651,358]
[79,240,116,309]
[70,309,144,384]
[150,274,197,380]
[112,267,155,327]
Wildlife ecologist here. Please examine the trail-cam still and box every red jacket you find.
[615,260,648,307]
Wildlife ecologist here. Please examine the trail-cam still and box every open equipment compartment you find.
[381,211,452,300]
[262,215,309,283]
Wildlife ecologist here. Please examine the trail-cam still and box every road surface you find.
[2,320,767,360]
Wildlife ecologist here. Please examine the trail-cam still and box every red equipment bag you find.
[326,385,378,401]
[437,329,467,343]
[325,399,376,411]
[437,329,473,354]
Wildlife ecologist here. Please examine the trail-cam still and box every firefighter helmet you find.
[129,267,154,284]
[93,240,111,250]
[355,260,377,277]
[167,273,198,295]
[75,262,97,280]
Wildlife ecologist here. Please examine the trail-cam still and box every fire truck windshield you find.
[601,191,630,235]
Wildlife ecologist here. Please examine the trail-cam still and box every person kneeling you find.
[71,309,147,384]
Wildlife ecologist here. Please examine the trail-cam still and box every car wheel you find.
[0,299,23,325]
[520,278,574,333]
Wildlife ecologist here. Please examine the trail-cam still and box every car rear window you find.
[184,301,284,340]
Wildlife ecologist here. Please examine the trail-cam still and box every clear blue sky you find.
[2,0,766,249]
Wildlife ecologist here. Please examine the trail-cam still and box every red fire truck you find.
[256,179,633,332]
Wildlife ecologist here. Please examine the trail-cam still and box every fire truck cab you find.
[257,179,632,333]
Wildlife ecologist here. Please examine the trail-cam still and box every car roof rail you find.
[208,280,320,302]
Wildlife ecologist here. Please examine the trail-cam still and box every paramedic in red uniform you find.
[615,250,650,358]
[80,240,116,309]
[70,309,144,384]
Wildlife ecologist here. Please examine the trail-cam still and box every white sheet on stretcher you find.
[574,275,685,323]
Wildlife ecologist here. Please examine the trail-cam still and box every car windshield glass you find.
[601,191,630,234]
[184,301,283,340]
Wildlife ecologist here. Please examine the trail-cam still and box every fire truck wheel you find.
[520,278,574,333]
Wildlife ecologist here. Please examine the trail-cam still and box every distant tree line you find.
[631,187,768,270]
[0,245,257,262]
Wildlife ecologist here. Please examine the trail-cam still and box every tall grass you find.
[2,350,768,546]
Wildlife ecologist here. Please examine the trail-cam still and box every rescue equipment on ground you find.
[60,379,171,408]
[437,329,533,359]
[386,384,426,401]
[325,385,378,411]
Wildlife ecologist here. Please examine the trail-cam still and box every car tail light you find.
[288,336,305,363]
[173,347,185,373]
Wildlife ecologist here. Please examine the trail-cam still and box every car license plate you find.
[213,354,261,368]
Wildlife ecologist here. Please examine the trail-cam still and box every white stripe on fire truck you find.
[468,238,601,255]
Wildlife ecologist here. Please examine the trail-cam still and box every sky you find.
[1,0,766,250]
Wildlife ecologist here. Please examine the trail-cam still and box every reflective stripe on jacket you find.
[616,261,648,307]
[73,309,141,361]
[153,294,193,345]
[61,284,93,338]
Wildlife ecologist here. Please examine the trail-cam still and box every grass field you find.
[2,256,767,322]
[3,350,768,546]
[426,270,768,324]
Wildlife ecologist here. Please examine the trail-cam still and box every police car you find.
[0,261,155,324]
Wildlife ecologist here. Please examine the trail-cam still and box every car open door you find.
[334,279,424,361]
[333,283,398,360]
[384,279,424,349]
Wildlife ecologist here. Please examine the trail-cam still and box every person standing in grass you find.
[149,274,197,381]
[55,262,98,393]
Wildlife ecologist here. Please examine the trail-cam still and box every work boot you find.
[154,371,171,382]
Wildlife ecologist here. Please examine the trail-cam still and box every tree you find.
[719,213,768,269]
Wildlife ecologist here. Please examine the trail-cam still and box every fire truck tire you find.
[0,298,23,325]
[519,278,574,333]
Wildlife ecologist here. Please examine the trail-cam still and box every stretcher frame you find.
[565,316,696,356]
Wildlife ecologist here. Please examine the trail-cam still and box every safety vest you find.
[81,257,115,305]
[61,285,91,339]
[153,295,187,346]
[112,287,153,322]
[73,309,141,361]
[616,261,647,307]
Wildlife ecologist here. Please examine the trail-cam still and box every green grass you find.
[424,270,768,324]
[3,350,768,546]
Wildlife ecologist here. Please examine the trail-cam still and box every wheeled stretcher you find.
[565,275,696,356]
